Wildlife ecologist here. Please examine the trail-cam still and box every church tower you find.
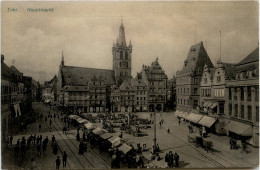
[112,20,132,85]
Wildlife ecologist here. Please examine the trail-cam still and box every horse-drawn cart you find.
[188,135,213,152]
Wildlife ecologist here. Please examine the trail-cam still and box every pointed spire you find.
[129,39,132,47]
[61,50,64,66]
[156,56,159,62]
[118,18,126,46]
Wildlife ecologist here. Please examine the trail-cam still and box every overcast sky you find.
[2,1,258,83]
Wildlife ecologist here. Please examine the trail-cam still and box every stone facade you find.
[1,54,32,142]
[139,57,168,112]
[176,41,214,112]
[112,22,132,85]
[225,47,259,147]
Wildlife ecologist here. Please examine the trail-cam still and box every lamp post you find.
[153,95,158,154]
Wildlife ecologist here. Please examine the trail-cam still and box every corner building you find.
[225,47,259,147]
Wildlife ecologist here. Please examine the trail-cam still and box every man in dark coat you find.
[56,156,61,169]
[62,151,68,168]
[174,153,179,167]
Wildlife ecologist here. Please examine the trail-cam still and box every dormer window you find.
[191,48,196,51]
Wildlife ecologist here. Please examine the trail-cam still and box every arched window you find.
[120,51,123,59]
[119,62,121,68]
[126,62,128,68]
[125,52,128,59]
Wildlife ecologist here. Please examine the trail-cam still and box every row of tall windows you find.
[229,87,257,101]
[229,103,259,122]
[201,88,211,97]
[177,99,189,105]
[177,87,190,94]
[120,72,128,76]
[119,62,129,68]
[120,51,129,60]
[214,88,224,97]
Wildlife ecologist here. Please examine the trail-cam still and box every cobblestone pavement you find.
[2,103,259,169]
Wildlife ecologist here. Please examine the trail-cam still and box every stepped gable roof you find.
[131,77,147,87]
[61,65,115,86]
[143,58,168,79]
[119,80,134,91]
[237,47,259,66]
[182,41,214,71]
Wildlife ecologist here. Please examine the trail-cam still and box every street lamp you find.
[153,94,158,154]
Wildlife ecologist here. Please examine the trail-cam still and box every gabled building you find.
[57,62,115,113]
[1,54,32,142]
[131,76,148,112]
[225,47,259,146]
[199,61,236,134]
[176,41,214,113]
[139,57,168,112]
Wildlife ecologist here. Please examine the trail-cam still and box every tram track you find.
[52,118,111,169]
[36,105,111,169]
[158,116,254,168]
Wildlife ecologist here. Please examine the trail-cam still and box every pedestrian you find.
[119,132,123,138]
[174,153,179,167]
[40,135,43,143]
[52,135,56,146]
[83,133,86,142]
[17,139,21,146]
[76,133,80,141]
[9,135,13,146]
[167,127,170,133]
[55,156,61,169]
[37,143,41,156]
[178,119,181,125]
[37,135,40,144]
[50,119,52,126]
[33,134,36,145]
[230,138,233,150]
[14,145,19,157]
[39,123,42,132]
[143,142,146,150]
[78,142,83,154]
[62,151,67,168]
[168,151,174,168]
[42,144,47,155]
[53,142,58,155]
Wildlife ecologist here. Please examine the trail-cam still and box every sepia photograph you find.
[1,1,259,169]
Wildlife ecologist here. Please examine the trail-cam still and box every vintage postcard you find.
[1,1,259,169]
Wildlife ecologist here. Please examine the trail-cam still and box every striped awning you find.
[198,116,217,128]
[186,113,203,123]
[225,121,253,136]
[68,115,79,119]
